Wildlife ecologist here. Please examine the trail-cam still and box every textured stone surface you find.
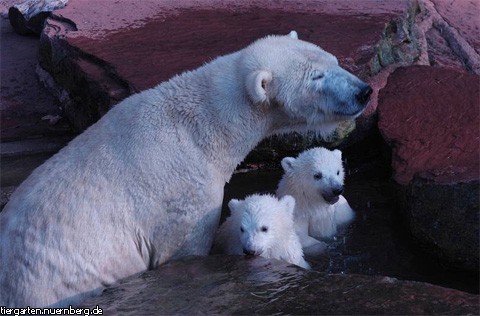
[418,0,480,74]
[1,18,72,141]
[378,65,479,271]
[406,178,479,271]
[38,0,408,134]
[430,0,480,55]
[378,66,479,185]
[7,0,68,35]
[367,0,480,125]
[426,25,467,71]
[81,255,479,315]
[369,1,424,75]
[0,17,74,189]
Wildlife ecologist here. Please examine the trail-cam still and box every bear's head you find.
[228,194,296,256]
[281,147,345,205]
[241,31,372,136]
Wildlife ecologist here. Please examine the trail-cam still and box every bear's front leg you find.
[295,216,327,255]
[334,196,355,227]
[160,187,224,262]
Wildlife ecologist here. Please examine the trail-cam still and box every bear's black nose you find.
[243,249,255,256]
[332,187,344,196]
[356,85,373,105]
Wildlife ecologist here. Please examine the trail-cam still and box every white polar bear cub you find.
[214,194,310,269]
[277,147,355,253]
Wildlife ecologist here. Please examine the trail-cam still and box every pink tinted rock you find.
[0,17,74,188]
[430,0,480,55]
[40,0,409,131]
[418,0,480,74]
[66,9,394,92]
[0,18,71,141]
[426,26,466,71]
[54,0,408,90]
[378,65,479,185]
[51,0,409,39]
[378,65,479,271]
[363,65,396,117]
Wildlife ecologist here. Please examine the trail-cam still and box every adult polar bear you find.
[0,31,371,307]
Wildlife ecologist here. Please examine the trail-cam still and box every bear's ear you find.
[333,149,342,160]
[246,70,272,105]
[228,199,242,212]
[287,30,298,39]
[281,157,296,173]
[279,195,296,217]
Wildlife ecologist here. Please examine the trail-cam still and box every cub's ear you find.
[279,195,296,217]
[333,149,342,160]
[287,30,298,39]
[246,70,272,105]
[228,199,242,212]
[281,157,296,173]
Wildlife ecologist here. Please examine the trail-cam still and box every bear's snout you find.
[322,185,343,205]
[355,85,372,106]
[322,194,340,205]
[243,248,257,256]
[332,186,343,196]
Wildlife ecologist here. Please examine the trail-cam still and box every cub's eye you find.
[240,227,244,233]
[312,73,324,80]
[337,170,340,175]
[261,226,268,232]
[313,172,323,180]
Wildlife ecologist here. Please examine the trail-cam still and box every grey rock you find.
[405,177,479,271]
[80,255,479,315]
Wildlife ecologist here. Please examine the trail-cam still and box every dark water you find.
[2,132,477,296]
[222,134,479,294]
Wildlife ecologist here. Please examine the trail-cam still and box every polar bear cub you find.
[214,194,310,269]
[277,147,355,253]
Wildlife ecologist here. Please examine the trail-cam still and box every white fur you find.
[213,194,310,269]
[0,32,368,307]
[277,147,355,254]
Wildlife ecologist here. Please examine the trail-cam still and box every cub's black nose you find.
[332,187,344,196]
[356,85,373,105]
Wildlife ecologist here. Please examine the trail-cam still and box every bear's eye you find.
[312,73,324,80]
[261,226,268,233]
[240,227,245,233]
[313,172,323,180]
[337,170,340,175]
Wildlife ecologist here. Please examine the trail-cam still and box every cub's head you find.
[241,31,371,136]
[281,147,345,204]
[228,194,296,256]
